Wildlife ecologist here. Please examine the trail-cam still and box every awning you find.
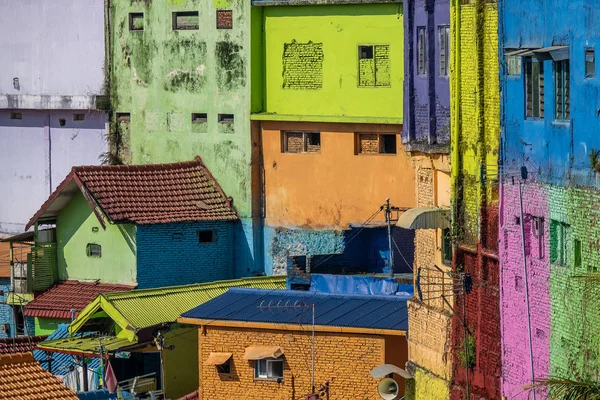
[204,352,233,366]
[533,46,569,61]
[370,364,414,379]
[243,346,284,360]
[396,208,450,230]
[36,335,139,356]
[504,48,532,57]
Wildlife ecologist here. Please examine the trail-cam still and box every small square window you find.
[282,131,321,154]
[216,358,231,374]
[10,112,22,120]
[86,244,102,258]
[192,113,207,123]
[586,49,595,78]
[506,55,522,76]
[359,45,373,60]
[198,230,215,243]
[255,358,284,380]
[218,114,234,124]
[216,10,233,29]
[357,133,397,155]
[173,11,199,30]
[116,113,131,124]
[73,113,85,121]
[129,12,144,31]
[380,134,397,154]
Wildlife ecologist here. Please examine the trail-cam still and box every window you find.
[417,27,427,76]
[438,25,450,76]
[216,10,233,29]
[192,113,207,123]
[198,230,215,243]
[574,239,582,268]
[525,59,544,119]
[10,112,22,120]
[73,113,85,121]
[129,12,144,31]
[442,228,452,265]
[550,220,569,266]
[86,244,102,258]
[555,60,570,120]
[282,131,321,154]
[356,133,397,155]
[586,49,595,78]
[532,216,544,259]
[255,358,284,380]
[116,113,131,124]
[358,45,390,87]
[173,11,199,30]
[218,114,234,124]
[506,55,522,76]
[217,358,231,374]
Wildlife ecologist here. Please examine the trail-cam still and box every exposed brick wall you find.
[282,41,324,90]
[285,132,304,153]
[199,326,392,400]
[136,221,234,289]
[216,10,233,29]
[359,133,379,154]
[374,45,391,87]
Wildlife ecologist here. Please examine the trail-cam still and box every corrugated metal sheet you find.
[37,334,135,355]
[102,276,286,330]
[182,288,408,331]
[396,207,450,230]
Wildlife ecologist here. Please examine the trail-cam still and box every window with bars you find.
[417,27,427,76]
[86,244,102,258]
[282,131,321,154]
[438,25,450,76]
[554,60,570,121]
[525,59,544,119]
[356,133,397,155]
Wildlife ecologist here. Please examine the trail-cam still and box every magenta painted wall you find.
[499,182,550,398]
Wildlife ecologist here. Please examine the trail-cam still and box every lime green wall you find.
[57,192,137,284]
[255,3,404,121]
[34,317,67,335]
[163,327,198,399]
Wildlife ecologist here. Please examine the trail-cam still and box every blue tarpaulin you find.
[309,274,413,298]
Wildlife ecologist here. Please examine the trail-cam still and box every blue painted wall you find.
[501,0,600,184]
[136,221,234,289]
[0,278,15,338]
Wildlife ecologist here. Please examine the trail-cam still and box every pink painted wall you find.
[499,182,550,399]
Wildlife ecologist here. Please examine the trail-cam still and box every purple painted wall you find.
[403,0,450,152]
[499,182,550,399]
[0,110,107,235]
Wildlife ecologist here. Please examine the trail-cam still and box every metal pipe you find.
[386,198,394,276]
[462,283,470,400]
[518,181,536,399]
[311,304,315,394]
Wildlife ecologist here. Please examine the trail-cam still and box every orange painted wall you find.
[260,121,416,229]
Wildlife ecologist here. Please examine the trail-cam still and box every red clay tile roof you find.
[25,157,238,230]
[177,390,199,400]
[0,336,48,355]
[0,352,77,399]
[24,281,135,320]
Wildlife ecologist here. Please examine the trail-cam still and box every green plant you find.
[589,149,600,173]
[524,377,600,399]
[459,335,476,369]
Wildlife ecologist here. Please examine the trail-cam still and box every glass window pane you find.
[267,360,284,378]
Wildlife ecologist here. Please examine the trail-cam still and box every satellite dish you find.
[377,378,399,400]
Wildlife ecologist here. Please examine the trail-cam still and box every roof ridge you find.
[226,287,410,301]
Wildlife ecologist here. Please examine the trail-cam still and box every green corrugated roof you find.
[37,335,135,355]
[70,276,287,341]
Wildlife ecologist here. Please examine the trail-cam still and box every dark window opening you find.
[129,12,144,31]
[442,228,452,265]
[10,112,22,120]
[216,359,231,374]
[173,11,199,30]
[117,112,131,124]
[525,58,544,119]
[380,134,397,154]
[574,239,582,268]
[216,10,233,29]
[14,307,24,336]
[73,113,85,121]
[86,243,102,258]
[59,118,66,127]
[586,49,595,78]
[532,216,544,259]
[198,230,215,243]
[550,220,569,266]
[359,45,373,60]
[282,131,321,154]
[218,114,234,124]
[192,113,208,123]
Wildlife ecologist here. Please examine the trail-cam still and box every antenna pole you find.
[386,198,394,276]
[311,304,315,394]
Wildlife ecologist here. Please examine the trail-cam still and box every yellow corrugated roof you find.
[79,276,287,333]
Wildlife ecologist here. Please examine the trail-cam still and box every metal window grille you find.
[525,59,544,118]
[417,27,427,75]
[555,60,570,120]
[438,25,450,76]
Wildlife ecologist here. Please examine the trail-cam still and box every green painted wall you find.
[254,3,404,121]
[34,317,67,336]
[57,192,137,284]
[163,327,198,399]
[110,0,252,217]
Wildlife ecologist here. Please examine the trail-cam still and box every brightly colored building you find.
[499,0,600,397]
[250,0,417,276]
[450,0,501,398]
[108,0,261,276]
[400,0,452,398]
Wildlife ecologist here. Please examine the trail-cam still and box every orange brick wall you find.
[198,326,406,400]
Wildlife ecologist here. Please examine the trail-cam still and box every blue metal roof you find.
[182,288,408,331]
[77,389,118,400]
[34,324,100,376]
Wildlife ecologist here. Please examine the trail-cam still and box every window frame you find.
[357,44,391,88]
[438,25,450,77]
[198,230,216,244]
[172,11,199,30]
[281,131,321,154]
[417,26,427,76]
[86,243,102,258]
[525,58,544,119]
[442,228,452,266]
[585,48,595,78]
[129,12,144,31]
[216,358,231,374]
[254,358,284,380]
[355,133,397,155]
[550,220,570,266]
[554,59,570,121]
[216,9,233,30]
